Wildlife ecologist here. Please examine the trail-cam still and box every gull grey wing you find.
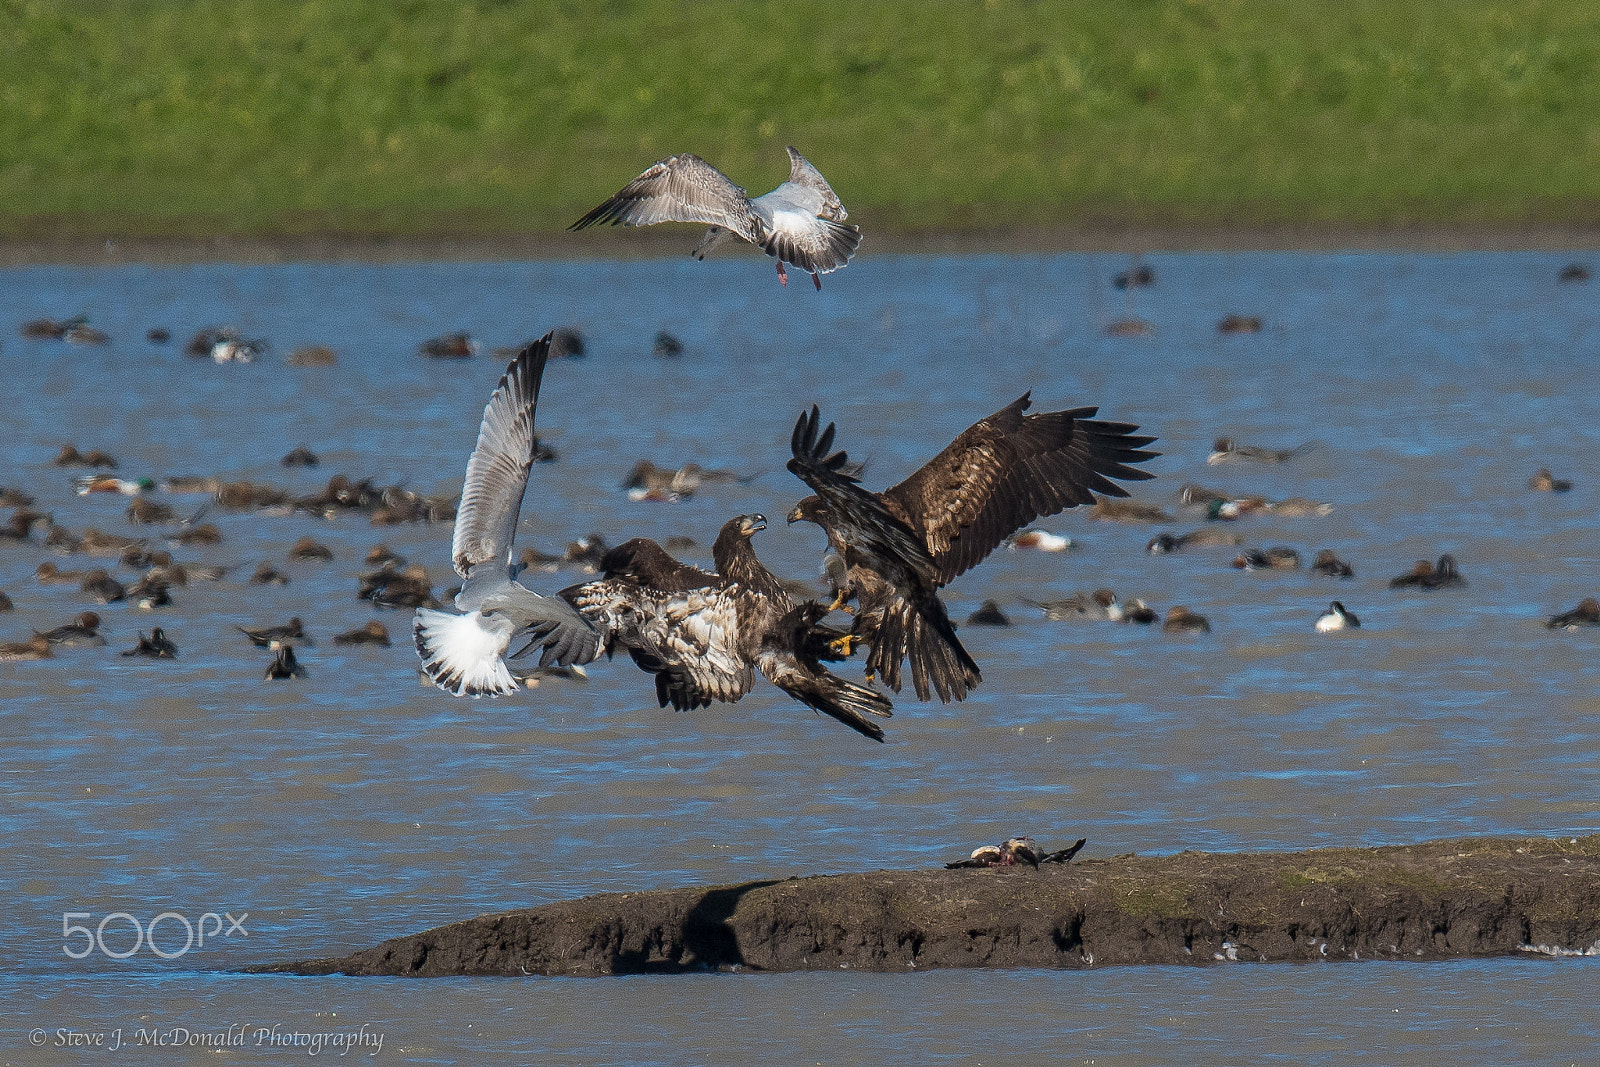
[783,146,848,221]
[569,154,764,243]
[450,335,552,580]
[480,582,603,667]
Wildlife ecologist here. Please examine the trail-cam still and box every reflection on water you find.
[2,252,1598,1061]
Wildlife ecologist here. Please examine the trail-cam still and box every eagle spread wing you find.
[787,405,979,703]
[569,154,764,245]
[880,394,1159,586]
[786,398,1159,704]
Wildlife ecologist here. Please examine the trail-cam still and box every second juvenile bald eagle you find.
[787,396,1159,702]
[561,514,893,741]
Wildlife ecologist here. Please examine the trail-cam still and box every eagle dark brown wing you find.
[879,394,1159,587]
[787,406,980,703]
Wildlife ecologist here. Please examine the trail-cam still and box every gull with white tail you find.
[570,147,861,289]
[414,335,602,697]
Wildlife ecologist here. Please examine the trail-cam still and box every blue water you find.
[2,251,1598,1063]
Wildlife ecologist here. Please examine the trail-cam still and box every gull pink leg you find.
[776,260,788,286]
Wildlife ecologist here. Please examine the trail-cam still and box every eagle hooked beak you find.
[743,514,767,535]
[786,504,804,525]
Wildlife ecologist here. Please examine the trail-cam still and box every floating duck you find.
[171,523,223,546]
[65,321,110,345]
[965,600,1010,626]
[53,445,117,468]
[249,563,289,586]
[1025,589,1123,622]
[1113,265,1154,289]
[286,345,337,366]
[1163,606,1211,634]
[1529,469,1573,493]
[2,510,48,540]
[237,618,308,648]
[332,620,391,646]
[288,536,334,562]
[126,498,175,525]
[1148,529,1244,554]
[210,328,267,363]
[652,331,684,357]
[1310,549,1355,578]
[1090,496,1173,524]
[35,562,83,585]
[1546,598,1600,630]
[80,570,127,604]
[122,628,178,658]
[0,634,53,660]
[128,573,172,610]
[265,645,306,679]
[1208,438,1314,465]
[74,475,154,496]
[21,315,86,340]
[1233,546,1301,571]
[1008,529,1072,552]
[39,611,105,646]
[418,331,477,359]
[1389,555,1467,590]
[1315,601,1361,632]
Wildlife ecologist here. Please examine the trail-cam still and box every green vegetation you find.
[4,0,1600,239]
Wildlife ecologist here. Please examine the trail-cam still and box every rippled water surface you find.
[3,252,1599,1063]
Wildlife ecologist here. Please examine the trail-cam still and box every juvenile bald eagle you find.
[787,396,1159,702]
[561,514,893,741]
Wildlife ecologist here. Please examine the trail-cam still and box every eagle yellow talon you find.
[826,589,855,614]
[829,634,860,657]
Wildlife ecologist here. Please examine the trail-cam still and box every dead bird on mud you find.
[945,837,1087,869]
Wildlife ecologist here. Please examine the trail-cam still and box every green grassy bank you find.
[4,0,1600,240]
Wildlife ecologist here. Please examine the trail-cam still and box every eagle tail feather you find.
[868,598,980,703]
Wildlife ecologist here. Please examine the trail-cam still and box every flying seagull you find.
[569,147,861,289]
[414,335,603,697]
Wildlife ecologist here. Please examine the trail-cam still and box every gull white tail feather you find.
[414,608,517,697]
